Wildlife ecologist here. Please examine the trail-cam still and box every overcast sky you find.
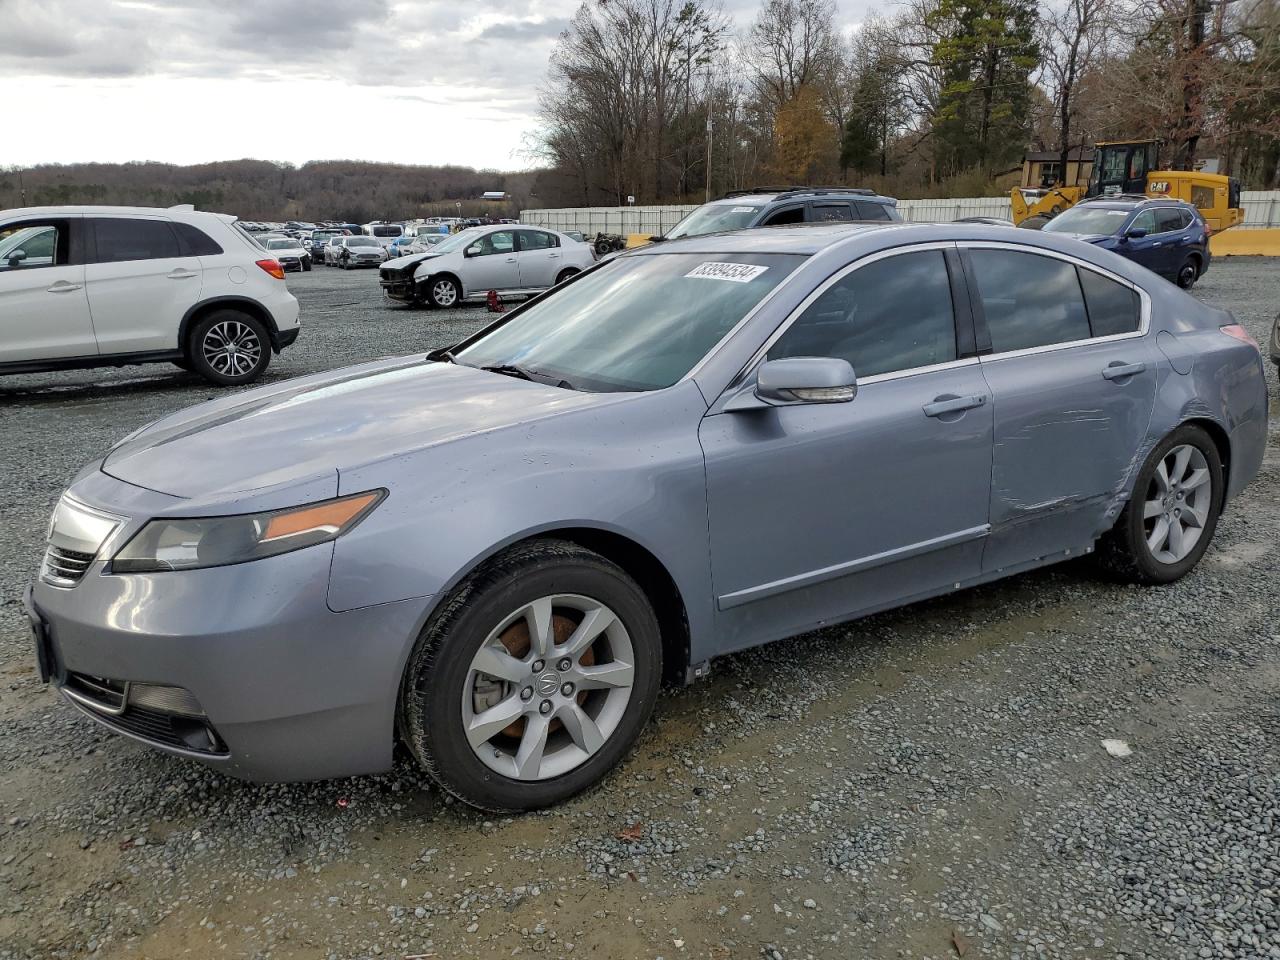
[5,0,870,171]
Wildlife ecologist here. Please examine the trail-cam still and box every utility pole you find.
[705,69,714,203]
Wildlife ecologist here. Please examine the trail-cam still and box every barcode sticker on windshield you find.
[685,262,768,283]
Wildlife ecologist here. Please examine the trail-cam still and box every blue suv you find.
[1042,196,1210,289]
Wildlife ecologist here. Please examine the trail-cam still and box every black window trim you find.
[515,229,559,252]
[729,240,978,390]
[958,241,1150,364]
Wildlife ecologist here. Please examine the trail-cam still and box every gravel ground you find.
[0,260,1276,960]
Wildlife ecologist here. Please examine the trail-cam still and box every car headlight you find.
[111,490,385,573]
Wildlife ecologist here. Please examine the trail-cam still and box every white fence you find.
[523,190,1280,233]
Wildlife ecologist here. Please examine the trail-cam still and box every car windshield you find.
[348,237,380,247]
[266,239,299,250]
[665,201,766,240]
[455,252,804,392]
[1042,206,1133,235]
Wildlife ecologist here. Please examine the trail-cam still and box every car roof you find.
[631,222,907,255]
[0,205,237,223]
[704,189,895,208]
[1078,195,1190,209]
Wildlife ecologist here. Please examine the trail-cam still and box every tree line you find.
[533,0,1280,206]
[0,161,540,222]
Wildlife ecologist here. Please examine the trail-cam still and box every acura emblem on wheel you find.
[535,671,561,696]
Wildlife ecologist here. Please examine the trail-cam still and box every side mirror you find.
[7,249,27,265]
[727,357,857,411]
[1123,227,1148,240]
[464,246,481,257]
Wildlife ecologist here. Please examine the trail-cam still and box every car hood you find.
[101,359,613,500]
[1051,232,1114,244]
[384,251,442,271]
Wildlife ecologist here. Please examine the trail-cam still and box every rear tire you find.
[187,309,271,387]
[1095,425,1223,584]
[1176,256,1199,289]
[555,268,580,285]
[398,540,662,812]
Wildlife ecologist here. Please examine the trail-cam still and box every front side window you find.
[1079,269,1140,337]
[95,218,180,262]
[519,230,558,251]
[768,250,957,378]
[761,206,804,226]
[969,249,1090,353]
[456,252,804,392]
[0,223,64,270]
[468,231,515,257]
[1130,210,1157,235]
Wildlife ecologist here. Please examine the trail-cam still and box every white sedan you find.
[378,225,596,307]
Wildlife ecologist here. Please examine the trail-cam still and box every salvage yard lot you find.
[0,260,1277,960]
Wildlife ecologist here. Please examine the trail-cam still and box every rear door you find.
[962,244,1156,570]
[85,217,204,355]
[0,216,96,362]
[515,229,562,288]
[806,201,853,223]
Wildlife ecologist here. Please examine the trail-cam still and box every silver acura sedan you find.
[27,223,1269,811]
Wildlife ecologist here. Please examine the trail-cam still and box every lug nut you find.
[531,659,545,673]
[561,682,575,696]
[557,657,572,671]
[539,700,553,715]
[520,686,533,701]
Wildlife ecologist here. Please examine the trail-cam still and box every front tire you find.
[398,540,662,812]
[1096,425,1222,584]
[427,276,461,309]
[187,309,271,386]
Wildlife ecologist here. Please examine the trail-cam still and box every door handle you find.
[505,257,516,262]
[548,253,559,259]
[47,281,83,293]
[923,394,987,417]
[1102,361,1147,381]
[1152,241,1162,247]
[167,269,197,280]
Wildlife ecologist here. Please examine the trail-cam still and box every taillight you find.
[1221,324,1259,350]
[256,259,286,280]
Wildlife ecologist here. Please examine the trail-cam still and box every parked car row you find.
[25,212,1270,816]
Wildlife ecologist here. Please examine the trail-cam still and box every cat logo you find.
[1148,180,1171,193]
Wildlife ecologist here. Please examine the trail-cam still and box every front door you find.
[84,217,204,354]
[962,245,1157,570]
[462,230,519,296]
[515,230,562,289]
[1121,209,1166,275]
[0,217,96,362]
[699,247,994,652]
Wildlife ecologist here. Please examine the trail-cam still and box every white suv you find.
[0,205,301,386]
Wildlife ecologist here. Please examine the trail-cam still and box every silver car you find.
[27,223,1269,811]
[379,224,596,307]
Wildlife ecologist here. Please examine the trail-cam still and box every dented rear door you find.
[962,245,1158,572]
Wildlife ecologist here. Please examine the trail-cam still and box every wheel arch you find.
[419,271,465,300]
[1178,416,1230,503]
[179,297,281,354]
[410,525,693,689]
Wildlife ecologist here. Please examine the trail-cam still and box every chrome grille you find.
[42,545,96,586]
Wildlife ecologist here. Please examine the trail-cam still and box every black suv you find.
[664,187,901,240]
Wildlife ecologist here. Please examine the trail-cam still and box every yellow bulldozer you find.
[1011,139,1245,232]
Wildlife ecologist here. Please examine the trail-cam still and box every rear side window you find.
[94,218,181,263]
[1156,208,1185,233]
[1078,268,1140,337]
[519,230,558,250]
[969,249,1090,353]
[809,203,852,222]
[769,249,957,377]
[173,222,223,256]
[854,201,893,221]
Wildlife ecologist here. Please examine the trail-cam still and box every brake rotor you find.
[492,612,595,738]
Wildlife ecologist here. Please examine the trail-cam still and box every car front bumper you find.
[380,278,417,303]
[27,477,430,782]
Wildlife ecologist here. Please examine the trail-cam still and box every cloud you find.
[476,18,570,42]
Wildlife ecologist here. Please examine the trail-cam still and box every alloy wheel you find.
[1142,443,1212,564]
[461,594,635,781]
[201,320,263,379]
[432,280,458,306]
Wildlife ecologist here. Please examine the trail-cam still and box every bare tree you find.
[1038,0,1116,183]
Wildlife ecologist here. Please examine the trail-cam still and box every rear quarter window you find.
[173,222,224,257]
[1078,268,1141,337]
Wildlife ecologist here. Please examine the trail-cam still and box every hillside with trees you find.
[0,161,542,222]
[533,0,1280,206]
